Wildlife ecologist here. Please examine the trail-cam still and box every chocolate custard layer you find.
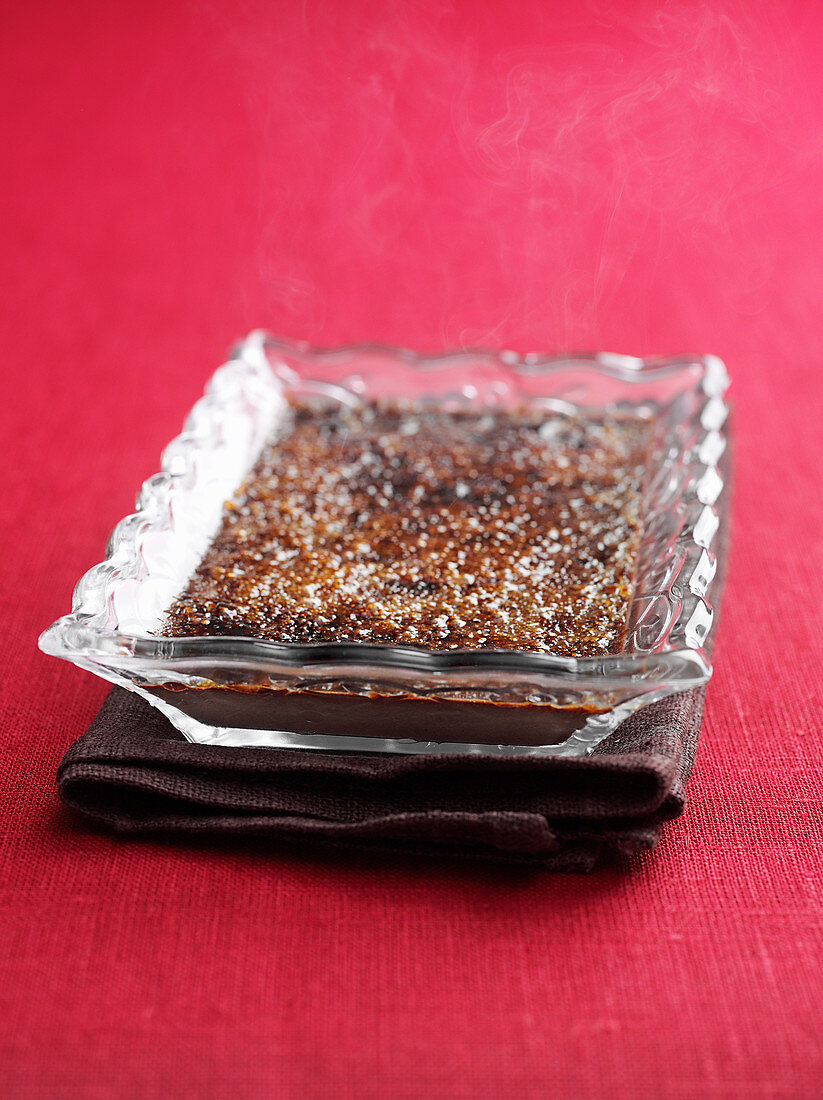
[162,399,650,657]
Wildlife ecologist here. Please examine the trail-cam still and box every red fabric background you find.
[3,1,822,1095]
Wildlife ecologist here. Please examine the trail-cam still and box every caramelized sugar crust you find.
[162,399,650,657]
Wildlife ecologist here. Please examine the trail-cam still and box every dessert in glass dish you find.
[40,332,730,755]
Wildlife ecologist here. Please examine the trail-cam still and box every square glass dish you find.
[39,332,730,756]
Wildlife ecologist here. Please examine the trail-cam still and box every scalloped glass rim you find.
[39,331,730,756]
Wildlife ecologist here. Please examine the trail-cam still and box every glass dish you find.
[39,332,730,756]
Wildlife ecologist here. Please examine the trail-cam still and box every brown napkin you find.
[57,686,705,870]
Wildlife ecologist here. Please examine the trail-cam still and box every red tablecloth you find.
[3,2,822,1096]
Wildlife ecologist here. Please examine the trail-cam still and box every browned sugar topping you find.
[161,398,651,657]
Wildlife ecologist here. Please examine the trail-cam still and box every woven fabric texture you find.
[3,2,823,1096]
[57,687,706,869]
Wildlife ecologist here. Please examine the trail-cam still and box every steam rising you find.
[209,0,819,350]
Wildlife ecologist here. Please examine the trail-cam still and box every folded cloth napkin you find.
[57,686,705,870]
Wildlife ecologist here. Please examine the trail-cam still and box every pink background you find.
[3,1,822,1095]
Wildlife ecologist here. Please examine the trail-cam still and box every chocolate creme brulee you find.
[153,397,651,746]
